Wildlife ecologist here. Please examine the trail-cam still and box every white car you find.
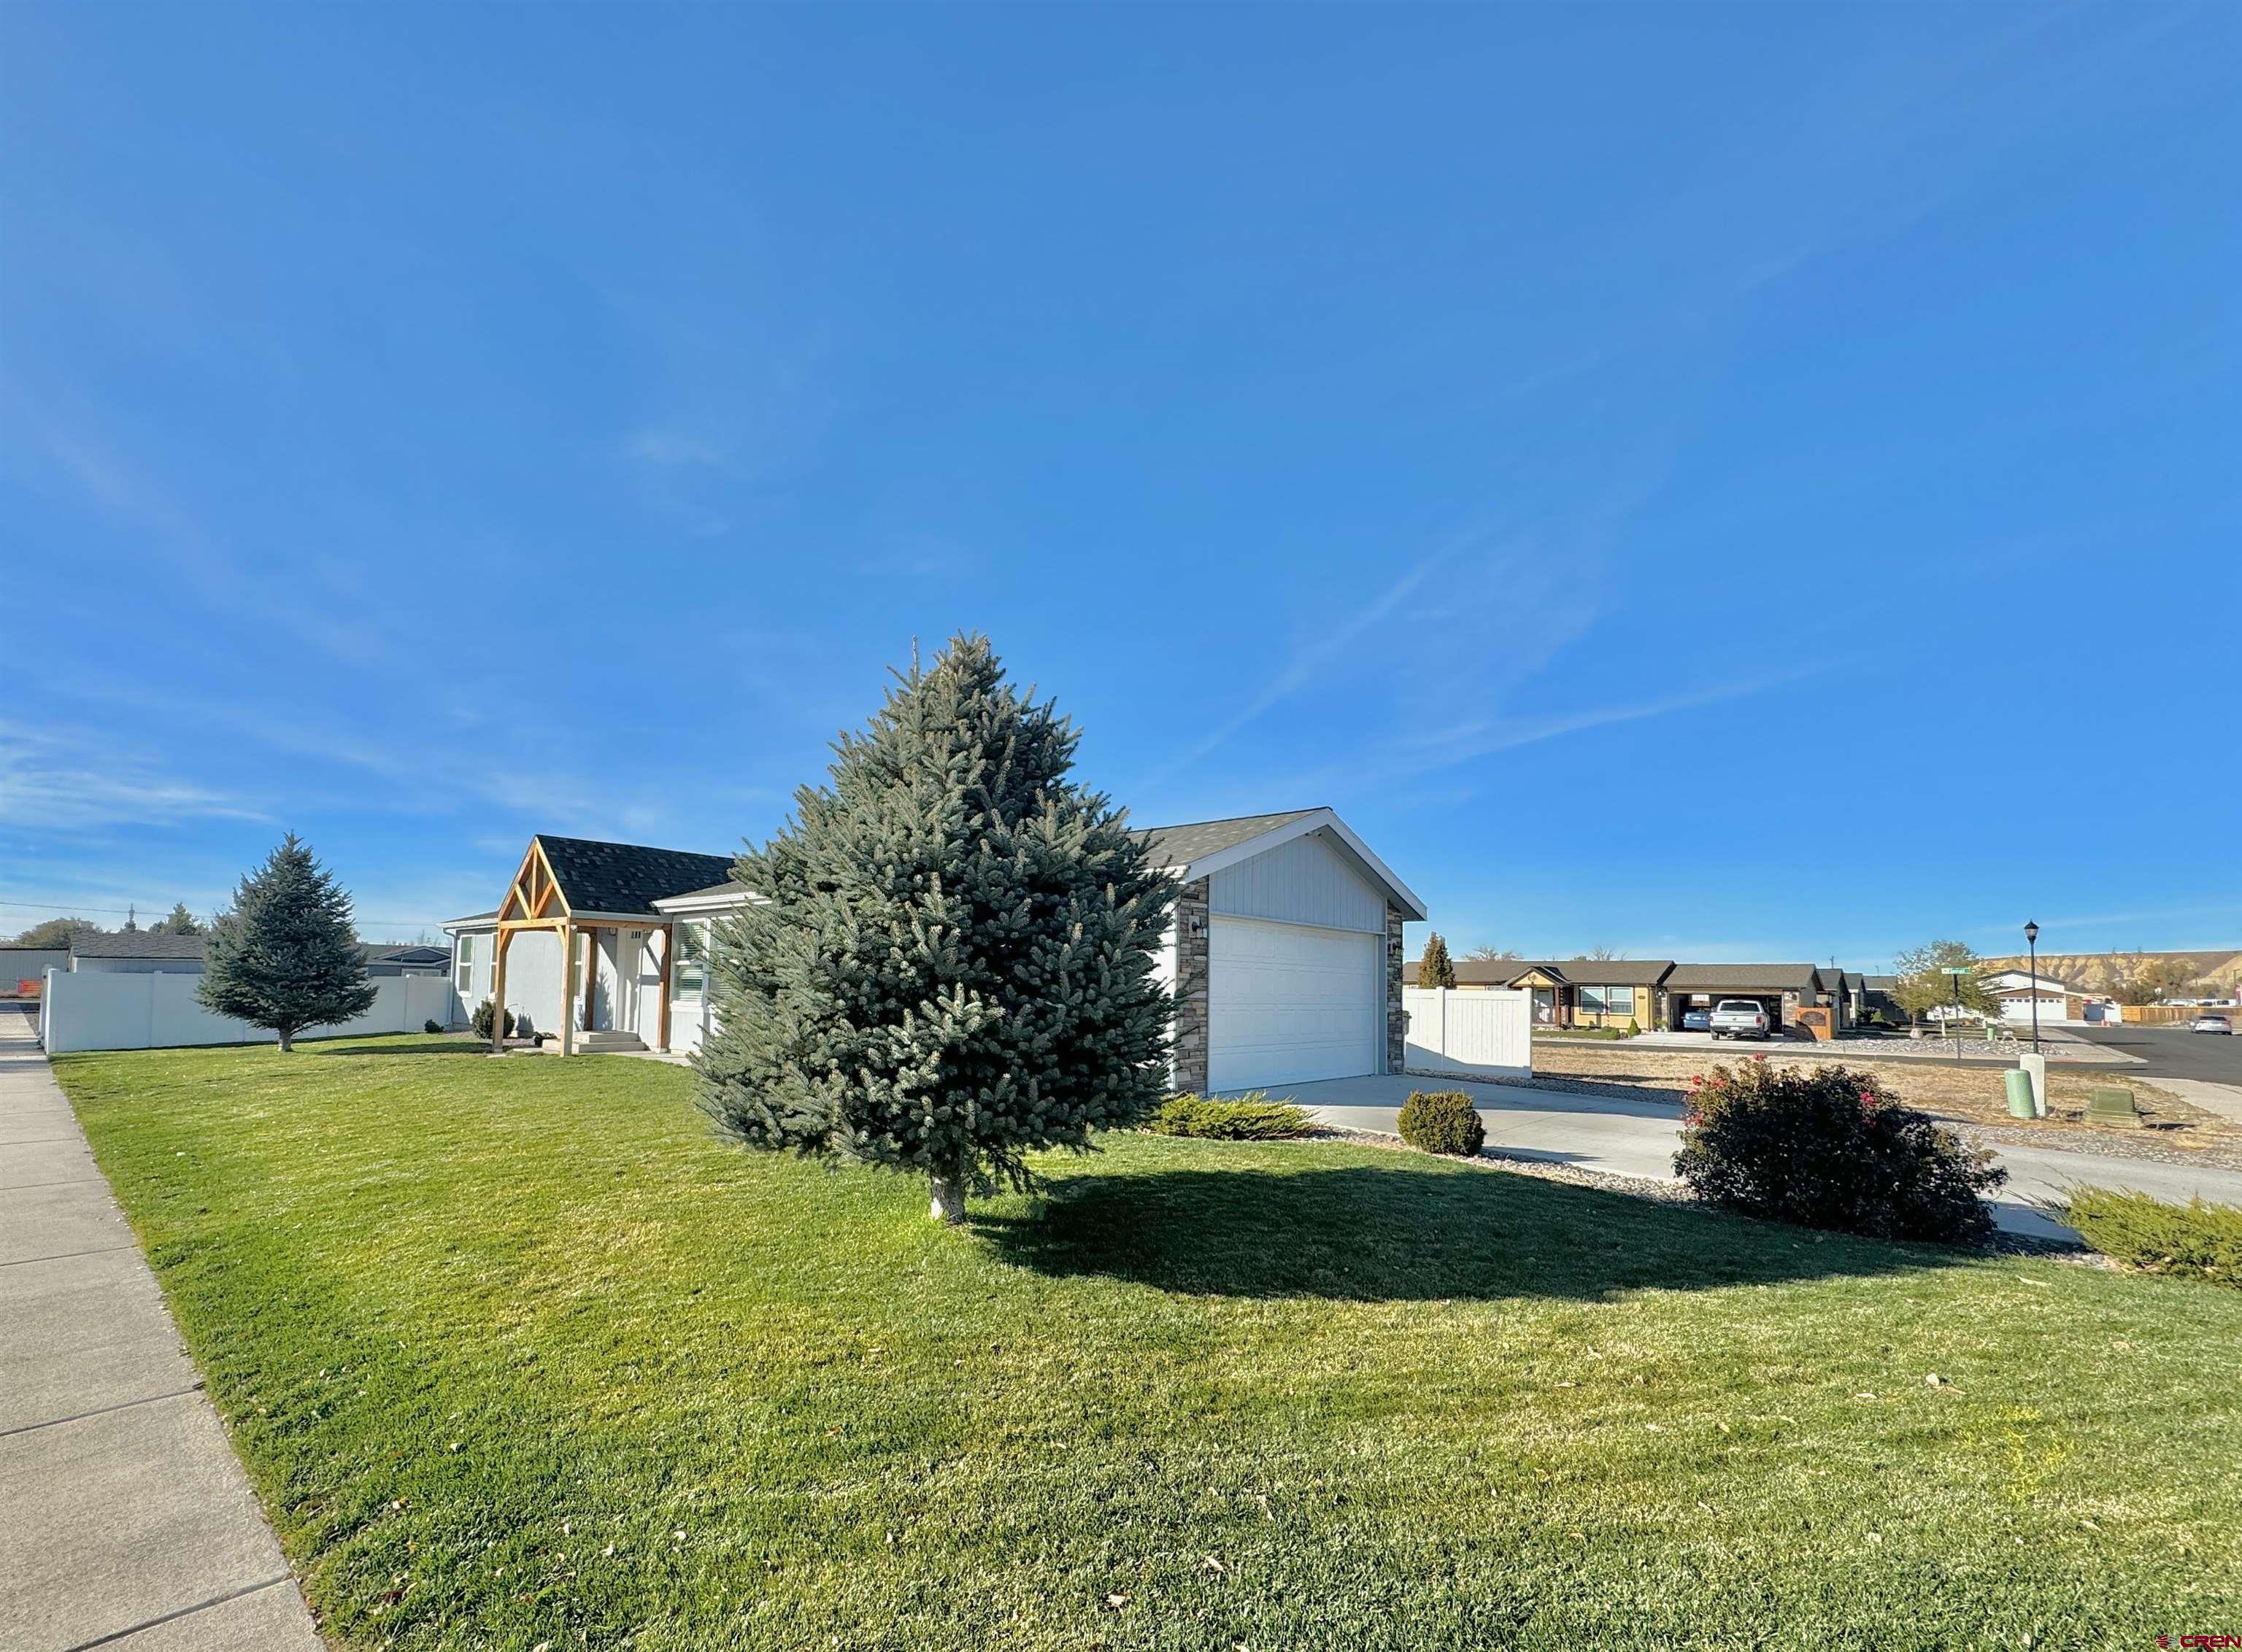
[1709,999,1772,1041]
[2193,1014,2234,1035]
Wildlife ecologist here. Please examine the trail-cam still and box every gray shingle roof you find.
[1665,962,1822,994]
[1407,959,1530,987]
[1129,810,1320,871]
[1514,959,1677,987]
[1409,958,1678,988]
[69,932,207,961]
[362,943,451,965]
[535,836,737,917]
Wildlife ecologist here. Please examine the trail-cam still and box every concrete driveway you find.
[1245,1073,2242,1243]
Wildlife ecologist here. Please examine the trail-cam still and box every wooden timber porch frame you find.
[488,839,673,1057]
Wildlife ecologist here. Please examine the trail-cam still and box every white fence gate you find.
[39,970,463,1054]
[1403,987,1533,1081]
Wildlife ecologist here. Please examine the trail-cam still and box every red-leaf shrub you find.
[1674,1060,2005,1243]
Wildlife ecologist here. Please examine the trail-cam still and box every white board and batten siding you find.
[1201,829,1392,1092]
[1403,987,1533,1081]
[1206,830,1388,935]
[40,970,462,1054]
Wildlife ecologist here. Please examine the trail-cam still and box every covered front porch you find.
[447,835,744,1057]
[488,840,679,1057]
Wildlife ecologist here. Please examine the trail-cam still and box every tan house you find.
[1407,957,1668,1028]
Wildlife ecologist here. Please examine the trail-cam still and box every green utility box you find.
[2085,1086,2142,1128]
[2004,1070,2037,1119]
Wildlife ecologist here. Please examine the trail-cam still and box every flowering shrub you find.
[1673,1059,2005,1243]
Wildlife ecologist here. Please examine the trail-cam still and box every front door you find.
[613,930,641,1034]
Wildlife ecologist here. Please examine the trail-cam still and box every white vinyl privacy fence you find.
[1403,987,1533,1081]
[39,970,463,1054]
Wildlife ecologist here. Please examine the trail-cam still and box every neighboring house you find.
[1,946,72,997]
[1407,956,1851,1034]
[1461,960,1670,1029]
[445,836,739,1058]
[1861,973,1904,1022]
[68,933,209,973]
[1980,969,2098,1027]
[1660,963,1825,1033]
[361,943,454,977]
[447,808,1427,1092]
[63,933,450,979]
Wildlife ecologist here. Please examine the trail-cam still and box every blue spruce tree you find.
[199,835,377,1051]
[696,635,1177,1221]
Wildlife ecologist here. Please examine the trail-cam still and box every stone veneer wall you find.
[1171,878,1211,1095]
[1386,903,1407,1073]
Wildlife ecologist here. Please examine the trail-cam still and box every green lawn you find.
[53,1035,2242,1651]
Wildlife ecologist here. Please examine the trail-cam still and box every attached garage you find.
[1208,915,1384,1091]
[1131,808,1427,1095]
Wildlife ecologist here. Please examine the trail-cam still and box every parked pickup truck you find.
[1708,999,1772,1041]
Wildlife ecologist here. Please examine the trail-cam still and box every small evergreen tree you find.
[1418,932,1457,989]
[198,835,377,1051]
[153,902,203,936]
[696,634,1177,1223]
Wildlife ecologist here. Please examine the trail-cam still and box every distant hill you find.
[1976,949,2242,995]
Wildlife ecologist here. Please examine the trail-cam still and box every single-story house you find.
[1860,973,1903,1021]
[1409,956,1849,1034]
[1,946,72,997]
[1660,963,1825,1032]
[445,835,740,1058]
[63,933,452,978]
[447,808,1427,1092]
[1981,970,2098,1027]
[1447,959,1671,1029]
[66,933,210,973]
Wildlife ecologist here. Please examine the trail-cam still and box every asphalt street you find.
[2065,1020,2242,1083]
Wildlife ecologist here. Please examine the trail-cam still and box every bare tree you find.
[1463,945,1521,962]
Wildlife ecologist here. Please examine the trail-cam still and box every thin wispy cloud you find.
[0,720,266,830]
[1145,522,1514,787]
[1401,664,1846,773]
[12,395,422,673]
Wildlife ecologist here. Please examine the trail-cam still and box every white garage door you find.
[1208,915,1383,1092]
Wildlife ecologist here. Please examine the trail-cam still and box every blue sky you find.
[3,4,2236,966]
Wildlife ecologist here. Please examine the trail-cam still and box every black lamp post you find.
[2025,920,2041,1054]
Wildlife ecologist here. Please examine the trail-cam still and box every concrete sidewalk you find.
[0,1007,321,1651]
[2152,1076,2242,1127]
[1254,1072,2242,1244]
